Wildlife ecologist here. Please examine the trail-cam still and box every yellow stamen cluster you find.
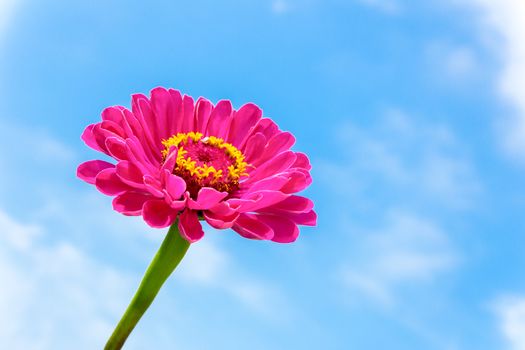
[161,132,248,188]
[162,132,203,152]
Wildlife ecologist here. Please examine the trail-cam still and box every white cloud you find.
[0,0,18,44]
[0,210,41,251]
[0,122,76,204]
[271,0,291,14]
[493,295,525,350]
[458,0,525,160]
[340,211,458,306]
[0,209,133,349]
[320,112,466,312]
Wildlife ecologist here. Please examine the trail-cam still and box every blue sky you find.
[1,0,525,349]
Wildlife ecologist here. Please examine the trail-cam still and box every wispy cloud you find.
[317,110,474,305]
[492,295,525,350]
[340,210,458,306]
[318,110,468,346]
[271,0,291,15]
[354,0,401,14]
[316,109,481,211]
[457,0,525,161]
[178,236,292,320]
[0,209,134,349]
[425,41,479,84]
[0,121,77,209]
[0,0,18,45]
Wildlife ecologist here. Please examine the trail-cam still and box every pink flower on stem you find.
[77,88,316,350]
[78,87,316,243]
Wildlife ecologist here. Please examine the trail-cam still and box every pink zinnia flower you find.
[77,87,316,243]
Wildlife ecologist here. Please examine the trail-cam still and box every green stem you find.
[104,221,190,350]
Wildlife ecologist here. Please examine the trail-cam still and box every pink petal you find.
[125,136,159,172]
[121,107,143,138]
[208,201,237,216]
[293,152,312,171]
[95,168,131,196]
[265,195,314,213]
[113,191,152,215]
[253,131,295,167]
[81,124,104,152]
[284,210,317,226]
[242,175,289,193]
[232,213,274,240]
[178,209,204,243]
[77,160,114,185]
[143,175,165,197]
[101,106,126,124]
[101,107,134,138]
[162,170,186,201]
[169,89,184,133]
[180,94,195,133]
[142,199,178,228]
[280,171,312,193]
[206,100,233,138]
[228,190,289,212]
[228,103,262,148]
[250,118,279,142]
[116,161,146,188]
[100,120,125,138]
[116,109,135,138]
[161,147,178,173]
[243,132,267,163]
[131,94,158,155]
[203,210,239,229]
[256,214,299,243]
[245,151,297,184]
[105,137,129,160]
[150,87,174,140]
[122,108,158,163]
[167,199,186,211]
[187,187,228,210]
[258,208,317,226]
[137,95,159,142]
[269,131,295,151]
[92,123,119,154]
[195,97,213,133]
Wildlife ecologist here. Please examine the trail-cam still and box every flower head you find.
[77,88,316,243]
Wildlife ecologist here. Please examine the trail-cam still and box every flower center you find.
[162,132,249,198]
